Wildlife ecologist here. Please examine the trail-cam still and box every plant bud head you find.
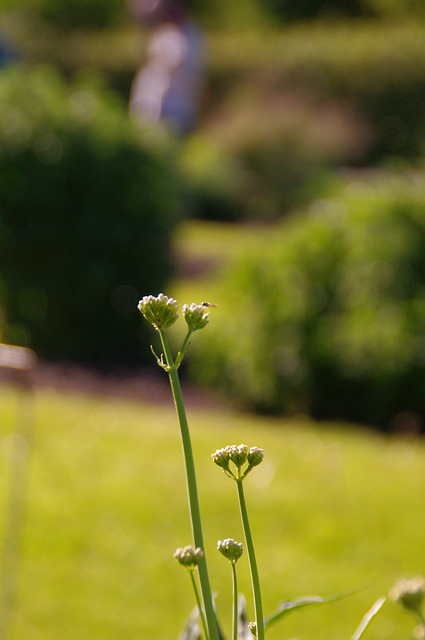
[212,447,231,471]
[247,446,265,468]
[138,293,179,330]
[248,621,257,637]
[227,444,249,468]
[183,302,210,332]
[217,538,244,564]
[174,545,204,570]
[390,577,425,615]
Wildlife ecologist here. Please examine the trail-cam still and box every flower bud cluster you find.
[183,303,210,333]
[390,576,425,617]
[174,545,204,571]
[212,444,264,480]
[138,293,179,330]
[217,538,244,564]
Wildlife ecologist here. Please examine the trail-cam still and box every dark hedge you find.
[0,65,183,364]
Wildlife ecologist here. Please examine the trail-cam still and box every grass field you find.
[0,382,424,640]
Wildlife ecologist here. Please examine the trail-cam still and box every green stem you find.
[190,570,209,640]
[236,479,265,640]
[159,329,219,640]
[175,330,192,368]
[231,563,239,640]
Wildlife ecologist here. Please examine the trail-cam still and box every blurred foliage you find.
[3,0,126,29]
[5,12,425,166]
[6,19,425,220]
[20,0,423,28]
[3,0,425,31]
[260,0,367,21]
[195,94,365,220]
[179,126,337,222]
[178,135,245,221]
[0,64,183,364]
[208,22,425,162]
[189,176,425,430]
[258,0,425,21]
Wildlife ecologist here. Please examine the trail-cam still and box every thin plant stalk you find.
[231,563,239,640]
[189,570,209,640]
[159,329,219,640]
[236,478,265,640]
[351,597,386,640]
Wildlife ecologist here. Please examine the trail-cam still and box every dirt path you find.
[0,357,223,410]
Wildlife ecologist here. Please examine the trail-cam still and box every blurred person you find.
[128,0,205,135]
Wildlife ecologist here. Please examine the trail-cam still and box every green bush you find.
[0,65,183,364]
[190,177,425,430]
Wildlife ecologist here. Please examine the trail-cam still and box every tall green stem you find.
[190,571,209,640]
[159,329,219,640]
[236,479,265,640]
[231,563,239,640]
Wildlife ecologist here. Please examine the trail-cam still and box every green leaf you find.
[351,596,387,640]
[264,589,365,630]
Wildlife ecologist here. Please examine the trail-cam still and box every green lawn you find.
[0,383,424,640]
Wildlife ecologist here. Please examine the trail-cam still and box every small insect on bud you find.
[174,545,204,571]
[247,447,265,469]
[217,538,243,564]
[183,302,210,332]
[138,293,179,330]
[390,577,425,616]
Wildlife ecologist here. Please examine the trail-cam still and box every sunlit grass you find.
[0,385,424,639]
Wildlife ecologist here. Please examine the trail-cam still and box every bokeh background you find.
[1,1,425,639]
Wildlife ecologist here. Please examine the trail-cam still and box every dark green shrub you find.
[262,0,366,21]
[0,65,183,364]
[257,0,425,21]
[21,0,124,28]
[191,177,425,430]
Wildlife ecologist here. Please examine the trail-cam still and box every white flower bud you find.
[217,538,243,564]
[213,444,265,480]
[390,577,425,615]
[247,447,265,469]
[183,302,209,332]
[248,621,257,636]
[174,545,203,570]
[227,444,249,468]
[138,293,179,330]
[211,448,231,471]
